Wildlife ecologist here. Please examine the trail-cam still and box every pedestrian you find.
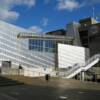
[45,74,50,81]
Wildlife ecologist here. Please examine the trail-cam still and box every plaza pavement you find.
[0,78,100,100]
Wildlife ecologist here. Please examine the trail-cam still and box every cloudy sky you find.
[0,0,100,33]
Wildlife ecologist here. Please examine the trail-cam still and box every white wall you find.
[23,67,56,77]
[58,44,86,68]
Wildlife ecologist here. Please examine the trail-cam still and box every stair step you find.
[0,82,23,86]
[0,76,24,86]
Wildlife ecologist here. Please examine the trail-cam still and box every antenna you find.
[92,6,95,19]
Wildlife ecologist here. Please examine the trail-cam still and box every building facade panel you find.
[0,20,55,75]
[58,44,86,68]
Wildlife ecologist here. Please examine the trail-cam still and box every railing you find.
[58,64,81,77]
[1,68,24,76]
[1,68,45,77]
[65,65,81,77]
[0,67,56,77]
[59,54,100,78]
[84,54,100,68]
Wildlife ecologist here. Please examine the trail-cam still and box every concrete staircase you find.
[0,76,23,86]
[61,54,100,79]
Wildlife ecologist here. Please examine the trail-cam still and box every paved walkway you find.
[0,78,100,100]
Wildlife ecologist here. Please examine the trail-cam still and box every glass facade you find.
[29,39,55,53]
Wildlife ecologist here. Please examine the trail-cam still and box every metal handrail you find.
[65,66,81,76]
[60,54,100,78]
[84,54,100,67]
[0,67,56,77]
[59,64,81,77]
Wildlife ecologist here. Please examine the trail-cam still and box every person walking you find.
[45,74,50,81]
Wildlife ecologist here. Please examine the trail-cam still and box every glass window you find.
[29,39,55,53]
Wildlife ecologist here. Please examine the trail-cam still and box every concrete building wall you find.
[66,22,81,46]
[58,44,86,68]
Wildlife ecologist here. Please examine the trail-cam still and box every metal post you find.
[81,71,85,82]
[43,40,45,52]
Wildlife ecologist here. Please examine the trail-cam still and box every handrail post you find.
[81,71,85,82]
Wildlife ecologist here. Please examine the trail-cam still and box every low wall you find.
[1,68,56,77]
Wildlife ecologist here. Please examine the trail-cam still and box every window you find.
[29,39,55,53]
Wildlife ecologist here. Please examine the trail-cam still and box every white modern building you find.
[0,20,56,76]
[0,19,99,79]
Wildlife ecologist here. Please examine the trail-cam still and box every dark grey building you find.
[79,18,100,57]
